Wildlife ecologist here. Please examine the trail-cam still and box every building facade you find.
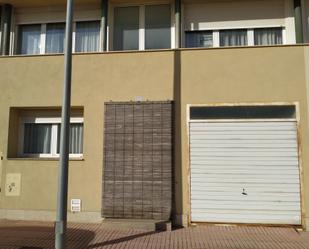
[1,0,309,229]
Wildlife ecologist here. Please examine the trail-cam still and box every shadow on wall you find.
[0,225,159,249]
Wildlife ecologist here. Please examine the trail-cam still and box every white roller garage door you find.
[190,121,301,225]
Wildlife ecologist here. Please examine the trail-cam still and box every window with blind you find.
[17,24,41,55]
[46,23,65,54]
[19,117,83,158]
[254,27,283,46]
[185,30,213,48]
[16,21,101,55]
[75,21,100,52]
[184,27,284,48]
[219,29,248,47]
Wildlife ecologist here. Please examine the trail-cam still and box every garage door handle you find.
[242,189,248,195]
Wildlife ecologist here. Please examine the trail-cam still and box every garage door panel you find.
[190,134,297,140]
[191,194,300,202]
[191,211,300,217]
[191,156,298,162]
[191,131,297,136]
[190,160,298,166]
[191,173,300,180]
[192,202,300,211]
[191,181,300,188]
[191,148,298,153]
[192,179,299,185]
[190,119,296,126]
[191,172,300,178]
[191,167,299,173]
[194,209,299,219]
[190,122,296,127]
[191,214,300,225]
[192,190,300,196]
[191,151,298,157]
[191,182,300,191]
[190,121,301,225]
[190,139,297,145]
[192,200,301,210]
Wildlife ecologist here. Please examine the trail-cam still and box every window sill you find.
[7,157,84,161]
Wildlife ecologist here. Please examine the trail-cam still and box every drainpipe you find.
[175,0,181,48]
[294,0,304,43]
[0,4,12,55]
[101,0,108,51]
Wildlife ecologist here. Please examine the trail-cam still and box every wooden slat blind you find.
[102,101,173,220]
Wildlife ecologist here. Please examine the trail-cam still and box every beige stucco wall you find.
[1,45,309,229]
[0,51,175,220]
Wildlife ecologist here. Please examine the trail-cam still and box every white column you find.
[139,5,145,50]
[284,0,297,44]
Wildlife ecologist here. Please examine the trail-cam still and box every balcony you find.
[0,0,308,56]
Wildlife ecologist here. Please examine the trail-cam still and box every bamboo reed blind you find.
[102,101,173,220]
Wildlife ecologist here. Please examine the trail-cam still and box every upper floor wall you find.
[0,0,308,56]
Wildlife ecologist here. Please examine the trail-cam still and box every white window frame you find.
[110,2,174,51]
[184,26,285,48]
[73,20,102,53]
[18,117,84,159]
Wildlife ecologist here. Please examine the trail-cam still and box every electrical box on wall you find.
[5,173,21,196]
[71,199,81,212]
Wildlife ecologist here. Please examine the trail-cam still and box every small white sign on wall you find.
[134,96,144,102]
[71,199,81,212]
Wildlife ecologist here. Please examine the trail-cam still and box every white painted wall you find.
[184,0,296,44]
[284,0,296,44]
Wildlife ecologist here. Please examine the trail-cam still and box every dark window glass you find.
[113,7,139,51]
[46,23,65,53]
[220,29,247,47]
[17,24,41,55]
[190,106,296,119]
[254,28,283,46]
[145,5,171,49]
[185,31,213,48]
[75,21,100,52]
[23,124,52,154]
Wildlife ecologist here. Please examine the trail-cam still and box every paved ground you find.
[1,220,309,249]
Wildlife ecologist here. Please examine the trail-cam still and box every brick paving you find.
[1,220,309,249]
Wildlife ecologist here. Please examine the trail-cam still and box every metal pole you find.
[55,0,74,248]
[0,4,12,55]
[294,0,304,43]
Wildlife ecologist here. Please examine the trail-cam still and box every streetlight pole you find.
[55,0,74,248]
